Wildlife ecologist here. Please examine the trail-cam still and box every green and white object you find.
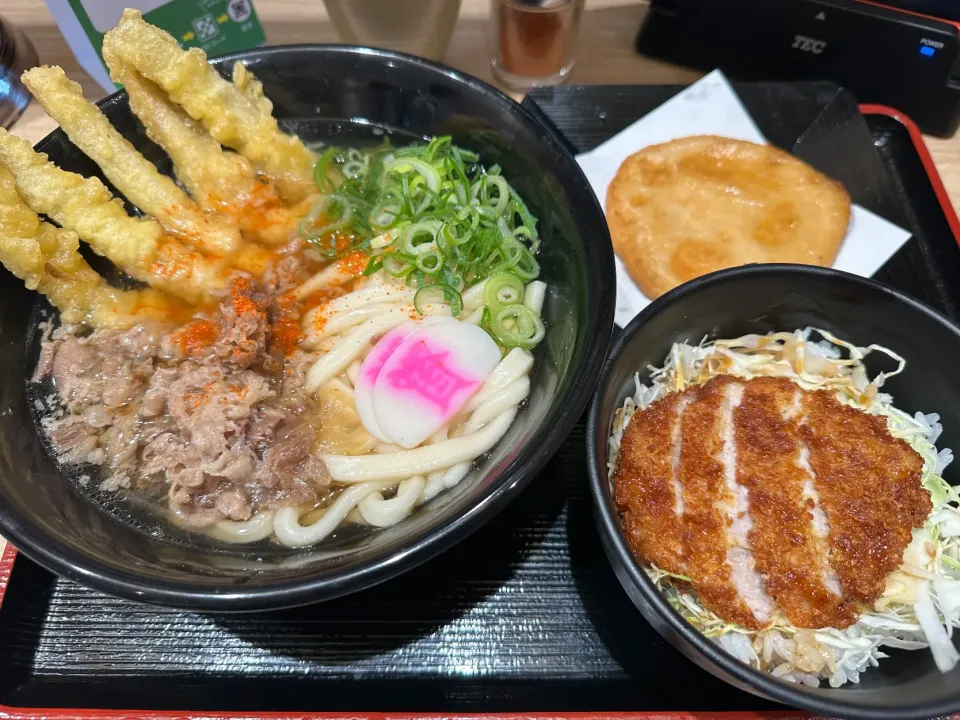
[44,0,266,93]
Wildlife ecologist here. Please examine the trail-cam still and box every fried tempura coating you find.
[109,65,302,246]
[232,61,273,116]
[102,9,316,203]
[0,167,183,328]
[113,66,248,208]
[21,66,240,256]
[0,129,229,304]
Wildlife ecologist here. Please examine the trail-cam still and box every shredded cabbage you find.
[609,328,960,687]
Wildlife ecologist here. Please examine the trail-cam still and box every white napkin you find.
[575,69,913,327]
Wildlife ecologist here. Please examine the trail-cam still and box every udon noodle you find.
[217,277,537,547]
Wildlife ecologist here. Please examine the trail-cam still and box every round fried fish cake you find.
[606,136,852,299]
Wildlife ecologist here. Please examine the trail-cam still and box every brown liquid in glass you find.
[496,1,577,78]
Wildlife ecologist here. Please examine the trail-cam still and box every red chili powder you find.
[269,294,304,356]
[337,249,369,277]
[169,319,216,356]
[229,276,260,316]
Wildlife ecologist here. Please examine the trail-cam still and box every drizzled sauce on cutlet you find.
[614,374,929,630]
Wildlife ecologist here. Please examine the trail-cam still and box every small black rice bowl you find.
[586,264,960,719]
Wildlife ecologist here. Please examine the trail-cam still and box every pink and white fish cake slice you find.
[372,319,502,449]
[355,321,420,444]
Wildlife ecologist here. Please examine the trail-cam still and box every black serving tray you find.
[0,82,958,720]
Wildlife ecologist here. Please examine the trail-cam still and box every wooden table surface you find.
[1,0,959,558]
[6,0,960,196]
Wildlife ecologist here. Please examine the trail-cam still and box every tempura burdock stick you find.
[111,66,254,211]
[232,62,273,116]
[0,129,230,304]
[102,9,316,203]
[107,64,302,246]
[21,66,241,256]
[0,167,183,328]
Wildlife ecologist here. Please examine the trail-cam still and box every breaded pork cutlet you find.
[614,390,693,575]
[678,376,773,630]
[735,377,857,629]
[614,374,930,631]
[800,390,931,604]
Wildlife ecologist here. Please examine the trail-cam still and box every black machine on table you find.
[637,0,960,136]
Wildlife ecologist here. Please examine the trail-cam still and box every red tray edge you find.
[0,104,955,720]
[859,103,960,246]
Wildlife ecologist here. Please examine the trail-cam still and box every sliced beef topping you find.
[39,278,329,529]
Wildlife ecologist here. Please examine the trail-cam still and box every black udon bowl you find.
[586,264,960,720]
[0,46,614,610]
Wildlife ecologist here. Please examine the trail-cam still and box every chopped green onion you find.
[362,255,384,276]
[313,147,339,191]
[441,217,475,248]
[385,157,441,193]
[307,135,544,347]
[512,225,535,243]
[483,272,524,310]
[425,136,451,161]
[300,194,352,240]
[488,304,545,349]
[507,191,539,251]
[402,221,442,255]
[342,148,367,179]
[439,264,463,292]
[474,175,510,214]
[370,205,399,230]
[383,254,415,278]
[416,249,444,274]
[481,240,523,276]
[371,227,401,249]
[496,216,512,241]
[512,246,540,281]
[414,283,463,317]
[408,269,426,288]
